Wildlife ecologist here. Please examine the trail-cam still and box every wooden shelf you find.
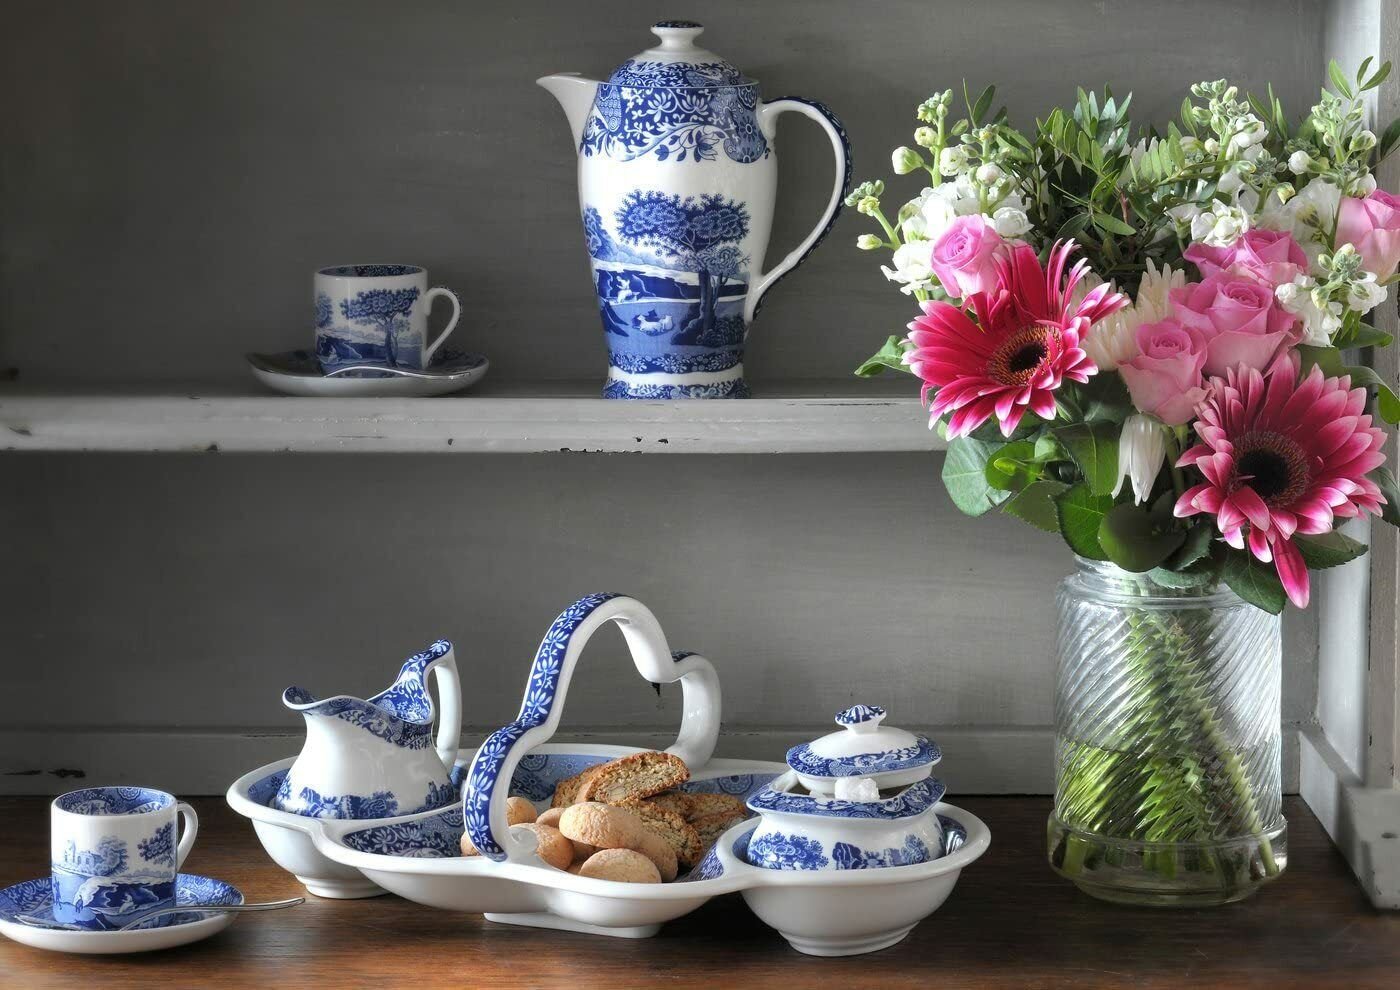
[0,380,943,455]
[1,796,1394,987]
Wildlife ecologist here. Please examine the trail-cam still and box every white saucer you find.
[0,873,243,955]
[247,348,489,397]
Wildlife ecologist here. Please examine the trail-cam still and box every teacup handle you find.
[421,287,462,365]
[174,802,199,869]
[462,594,721,863]
[742,97,851,325]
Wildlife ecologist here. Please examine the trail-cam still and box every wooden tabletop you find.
[0,796,1395,989]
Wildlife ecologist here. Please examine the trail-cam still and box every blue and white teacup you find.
[314,264,462,374]
[50,786,199,930]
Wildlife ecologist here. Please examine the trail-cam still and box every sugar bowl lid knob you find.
[835,704,887,733]
[651,20,705,49]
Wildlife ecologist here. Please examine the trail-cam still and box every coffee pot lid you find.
[785,704,941,783]
[605,21,748,89]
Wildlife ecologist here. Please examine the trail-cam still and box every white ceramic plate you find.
[0,873,243,955]
[246,348,488,397]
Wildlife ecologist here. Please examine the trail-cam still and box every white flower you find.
[1286,180,1342,270]
[1217,168,1245,195]
[938,146,971,176]
[975,162,1004,185]
[1346,272,1388,313]
[1204,138,1221,155]
[1081,260,1183,371]
[1129,137,1159,168]
[891,146,922,175]
[1179,135,1203,157]
[1288,150,1314,175]
[1276,274,1343,345]
[1113,414,1168,505]
[880,240,935,294]
[1357,173,1378,194]
[990,206,1030,237]
[856,234,883,250]
[1190,198,1249,246]
[1167,202,1204,230]
[1228,115,1267,154]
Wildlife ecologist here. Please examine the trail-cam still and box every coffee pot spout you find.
[537,73,601,148]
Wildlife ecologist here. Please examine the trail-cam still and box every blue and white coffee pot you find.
[271,641,462,820]
[540,21,850,399]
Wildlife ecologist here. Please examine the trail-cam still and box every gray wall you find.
[1,0,1327,792]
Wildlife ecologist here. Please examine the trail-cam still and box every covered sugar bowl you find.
[745,705,946,871]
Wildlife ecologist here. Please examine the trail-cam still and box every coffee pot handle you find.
[461,594,721,863]
[743,97,852,325]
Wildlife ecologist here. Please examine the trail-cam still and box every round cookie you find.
[506,796,538,825]
[558,802,678,881]
[577,848,661,884]
[460,831,481,857]
[516,823,573,870]
[535,807,565,829]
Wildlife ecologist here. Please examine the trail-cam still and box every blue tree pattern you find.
[582,207,615,261]
[137,823,175,867]
[340,288,420,367]
[614,191,749,344]
[831,834,930,869]
[314,292,333,330]
[746,831,829,870]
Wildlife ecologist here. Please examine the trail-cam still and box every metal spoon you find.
[15,896,304,932]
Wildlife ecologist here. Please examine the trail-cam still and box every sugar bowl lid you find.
[785,704,941,790]
[606,21,749,89]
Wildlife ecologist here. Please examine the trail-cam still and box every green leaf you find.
[1002,479,1069,533]
[1349,325,1394,348]
[855,335,911,377]
[1148,565,1219,590]
[1053,422,1121,496]
[942,437,1012,517]
[1378,382,1400,424]
[1294,531,1369,570]
[1372,467,1400,528]
[1075,373,1134,424]
[1378,116,1400,161]
[972,84,995,125]
[1092,211,1136,236]
[1222,550,1287,614]
[1167,521,1216,571]
[1362,60,1392,92]
[1297,344,1346,377]
[1054,484,1113,560]
[1329,59,1355,99]
[985,440,1040,492]
[1098,502,1186,572]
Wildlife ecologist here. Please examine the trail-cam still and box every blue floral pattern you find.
[342,806,466,858]
[747,831,828,870]
[273,776,458,821]
[2,874,241,932]
[785,736,941,779]
[746,777,945,821]
[835,704,885,725]
[581,74,765,165]
[55,787,171,816]
[463,594,622,860]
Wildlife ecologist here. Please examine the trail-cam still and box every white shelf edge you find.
[0,384,946,454]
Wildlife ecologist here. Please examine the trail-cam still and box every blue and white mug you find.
[314,264,462,373]
[50,786,198,930]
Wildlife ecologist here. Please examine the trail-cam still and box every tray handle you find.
[462,593,721,863]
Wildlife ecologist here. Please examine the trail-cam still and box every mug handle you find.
[742,97,851,325]
[462,594,721,863]
[421,287,462,365]
[174,802,199,869]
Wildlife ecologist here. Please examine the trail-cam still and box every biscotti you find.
[575,751,690,804]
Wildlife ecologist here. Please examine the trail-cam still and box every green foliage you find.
[1294,531,1369,569]
[1221,550,1287,614]
[1052,422,1120,496]
[1054,485,1113,561]
[1002,479,1069,532]
[941,437,1011,516]
[855,335,913,377]
[1098,502,1186,572]
[1374,467,1400,528]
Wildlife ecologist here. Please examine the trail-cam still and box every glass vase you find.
[1047,558,1287,906]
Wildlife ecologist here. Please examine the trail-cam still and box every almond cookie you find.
[643,792,693,818]
[691,809,749,857]
[535,806,565,829]
[550,767,600,808]
[506,796,538,825]
[620,798,704,867]
[576,751,690,804]
[558,802,677,880]
[679,792,746,823]
[517,823,573,870]
[577,848,661,884]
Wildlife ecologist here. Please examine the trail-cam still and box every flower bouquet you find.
[850,64,1400,903]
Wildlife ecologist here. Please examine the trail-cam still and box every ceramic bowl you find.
[716,804,990,956]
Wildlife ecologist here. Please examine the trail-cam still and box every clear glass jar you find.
[1047,558,1287,906]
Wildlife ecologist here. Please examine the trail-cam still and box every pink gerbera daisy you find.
[1174,363,1389,608]
[904,240,1129,438]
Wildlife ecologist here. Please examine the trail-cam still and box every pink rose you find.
[1184,229,1307,289]
[929,214,1005,299]
[1337,189,1400,278]
[1118,319,1209,425]
[1169,273,1297,378]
